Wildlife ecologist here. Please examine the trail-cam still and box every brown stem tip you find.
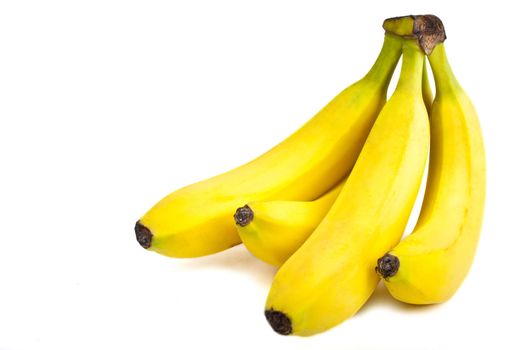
[376,253,400,279]
[265,309,292,335]
[413,15,446,55]
[383,14,446,55]
[234,205,254,227]
[135,221,152,249]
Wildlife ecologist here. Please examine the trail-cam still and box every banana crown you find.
[383,15,446,55]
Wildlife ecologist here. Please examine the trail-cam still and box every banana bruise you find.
[377,39,486,304]
[264,39,430,336]
[135,34,403,258]
[235,181,344,267]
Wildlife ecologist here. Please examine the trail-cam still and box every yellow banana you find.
[235,181,343,267]
[376,18,485,304]
[135,33,404,258]
[235,56,432,268]
[422,59,434,113]
[265,39,430,336]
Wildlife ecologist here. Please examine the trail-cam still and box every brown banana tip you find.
[376,253,400,279]
[265,309,292,335]
[234,205,254,227]
[135,221,153,249]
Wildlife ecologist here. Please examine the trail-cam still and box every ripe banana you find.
[422,60,434,113]
[235,181,343,266]
[265,39,430,336]
[376,19,485,304]
[135,33,404,258]
[235,60,433,268]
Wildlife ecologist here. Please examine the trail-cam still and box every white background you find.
[1,1,523,349]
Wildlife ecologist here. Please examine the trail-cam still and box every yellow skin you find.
[378,43,486,304]
[383,14,435,114]
[265,40,430,336]
[236,181,343,267]
[236,63,432,267]
[136,34,404,258]
[422,60,433,113]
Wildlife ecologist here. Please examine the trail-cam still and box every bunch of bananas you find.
[135,14,485,336]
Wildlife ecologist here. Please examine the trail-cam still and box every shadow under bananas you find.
[356,281,442,317]
[176,244,277,287]
[175,249,442,314]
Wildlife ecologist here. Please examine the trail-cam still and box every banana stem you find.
[363,33,403,87]
[396,41,424,92]
[428,43,461,94]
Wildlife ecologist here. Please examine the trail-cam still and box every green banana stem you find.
[364,33,403,87]
[428,43,461,94]
[382,15,415,36]
[397,41,424,92]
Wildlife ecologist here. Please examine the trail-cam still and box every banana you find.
[376,18,485,304]
[235,181,343,267]
[236,57,433,268]
[422,59,434,113]
[264,39,430,336]
[135,33,404,258]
